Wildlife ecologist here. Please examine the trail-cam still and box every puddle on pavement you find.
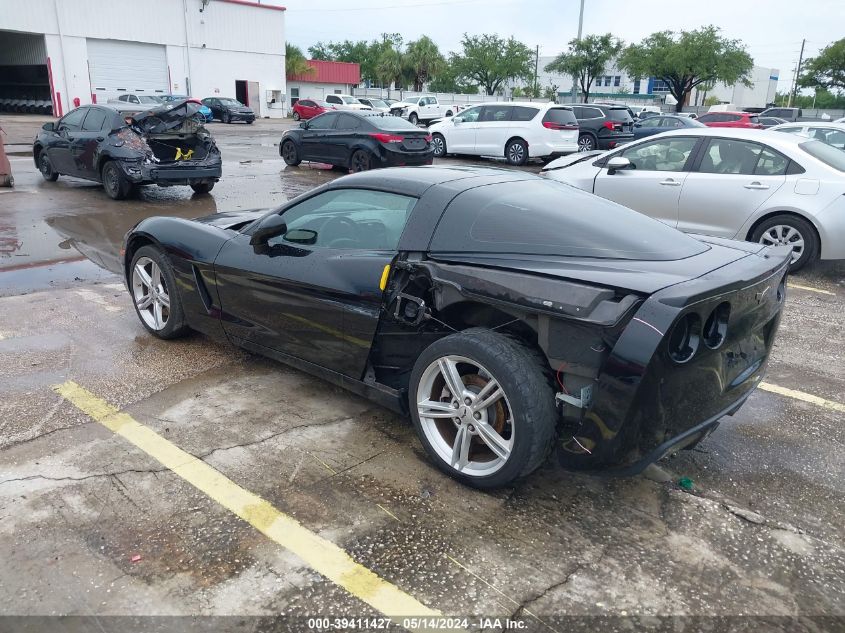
[0,257,117,296]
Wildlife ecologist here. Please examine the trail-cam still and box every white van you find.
[707,103,738,112]
[427,102,579,166]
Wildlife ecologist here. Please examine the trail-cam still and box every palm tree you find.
[286,43,313,77]
[376,47,404,90]
[405,36,445,92]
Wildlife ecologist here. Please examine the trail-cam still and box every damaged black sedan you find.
[33,100,221,200]
[121,167,791,488]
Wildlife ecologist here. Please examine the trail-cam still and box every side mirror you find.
[249,214,287,246]
[299,121,308,129]
[453,117,463,124]
[42,122,56,132]
[606,156,632,175]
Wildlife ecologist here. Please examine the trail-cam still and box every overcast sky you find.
[273,0,844,93]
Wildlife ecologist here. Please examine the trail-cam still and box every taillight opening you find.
[668,313,701,364]
[370,133,404,143]
[703,302,731,350]
[602,121,616,130]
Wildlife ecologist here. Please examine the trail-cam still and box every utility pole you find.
[788,38,806,108]
[570,0,585,103]
[534,45,539,98]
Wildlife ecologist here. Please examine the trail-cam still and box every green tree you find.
[451,34,534,95]
[544,34,622,103]
[428,64,477,94]
[307,42,331,61]
[619,26,753,112]
[285,43,313,77]
[405,36,445,92]
[799,38,845,94]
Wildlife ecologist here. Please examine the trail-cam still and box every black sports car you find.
[33,100,221,199]
[201,97,255,124]
[122,167,791,488]
[280,111,434,172]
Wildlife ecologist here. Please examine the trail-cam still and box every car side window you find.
[272,189,418,250]
[511,106,538,122]
[326,95,340,104]
[725,114,741,122]
[754,147,790,175]
[308,112,338,130]
[698,139,763,175]
[458,106,482,122]
[59,107,87,130]
[479,105,513,122]
[811,128,845,149]
[620,137,697,171]
[335,114,361,130]
[81,108,108,132]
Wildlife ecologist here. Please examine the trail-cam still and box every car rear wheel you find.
[578,134,596,152]
[293,111,301,121]
[432,133,447,157]
[38,151,59,181]
[190,182,214,195]
[350,150,371,172]
[101,161,132,200]
[409,328,557,489]
[281,140,301,166]
[409,113,418,125]
[751,214,818,271]
[129,246,189,340]
[505,139,529,166]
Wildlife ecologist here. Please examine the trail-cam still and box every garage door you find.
[87,39,168,103]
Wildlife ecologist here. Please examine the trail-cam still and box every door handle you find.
[659,178,681,186]
[744,182,770,190]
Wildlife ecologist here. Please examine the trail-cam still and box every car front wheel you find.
[223,112,231,124]
[129,246,190,340]
[409,113,418,125]
[281,140,301,166]
[409,328,557,489]
[751,214,818,271]
[190,182,214,195]
[431,133,447,157]
[39,151,59,181]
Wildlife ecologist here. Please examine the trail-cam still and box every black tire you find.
[101,161,133,200]
[577,133,596,152]
[128,245,190,340]
[223,112,231,124]
[408,328,557,489]
[445,110,453,117]
[431,133,447,158]
[350,149,371,172]
[246,119,253,125]
[38,150,59,181]
[281,140,301,166]
[190,182,214,195]
[505,138,529,166]
[750,214,819,271]
[293,111,301,121]
[409,112,418,125]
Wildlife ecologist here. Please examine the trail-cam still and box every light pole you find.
[570,0,585,103]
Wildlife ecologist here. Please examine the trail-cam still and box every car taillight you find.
[424,134,432,142]
[370,133,404,143]
[543,122,578,130]
[603,121,616,130]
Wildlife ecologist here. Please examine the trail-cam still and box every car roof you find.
[651,127,815,149]
[771,121,845,130]
[701,111,754,116]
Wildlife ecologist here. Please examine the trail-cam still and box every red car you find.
[696,111,763,129]
[291,99,333,121]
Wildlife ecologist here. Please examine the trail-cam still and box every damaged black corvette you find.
[33,100,221,200]
[121,166,791,488]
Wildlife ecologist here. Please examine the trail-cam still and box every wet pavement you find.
[0,114,843,631]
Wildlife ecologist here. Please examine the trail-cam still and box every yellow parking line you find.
[759,382,845,413]
[787,282,835,296]
[53,381,440,627]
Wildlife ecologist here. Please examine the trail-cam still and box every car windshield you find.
[368,99,388,108]
[608,108,632,122]
[367,115,423,131]
[219,98,243,106]
[800,140,845,171]
[432,179,709,260]
[342,96,360,104]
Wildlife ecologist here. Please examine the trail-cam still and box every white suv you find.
[324,94,372,111]
[428,102,579,166]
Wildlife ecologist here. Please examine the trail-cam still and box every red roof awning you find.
[288,60,360,85]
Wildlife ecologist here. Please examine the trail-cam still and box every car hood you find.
[193,208,267,230]
[541,150,606,172]
[129,99,204,133]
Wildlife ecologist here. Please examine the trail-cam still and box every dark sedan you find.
[122,167,790,489]
[201,97,255,124]
[632,114,706,139]
[280,111,434,172]
[33,101,221,199]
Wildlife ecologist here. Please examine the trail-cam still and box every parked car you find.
[162,95,213,122]
[389,95,455,125]
[540,128,845,270]
[769,122,845,151]
[201,97,255,124]
[759,116,788,128]
[632,115,705,140]
[696,112,764,129]
[291,99,331,121]
[428,102,579,166]
[324,94,371,111]
[637,105,663,119]
[121,166,791,488]
[33,101,221,199]
[594,101,638,122]
[760,107,802,123]
[280,110,433,172]
[570,103,634,151]
[674,112,698,119]
[108,94,164,106]
[357,98,391,113]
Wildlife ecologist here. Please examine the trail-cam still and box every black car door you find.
[71,107,109,180]
[300,112,340,163]
[213,187,418,379]
[324,113,362,166]
[48,107,87,176]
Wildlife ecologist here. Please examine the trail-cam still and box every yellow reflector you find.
[379,264,391,291]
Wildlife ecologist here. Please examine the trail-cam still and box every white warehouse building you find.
[0,0,287,118]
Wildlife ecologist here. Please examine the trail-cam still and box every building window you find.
[614,76,620,87]
[291,88,299,97]
[334,89,342,94]
[633,79,641,94]
[651,78,670,93]
[604,76,611,86]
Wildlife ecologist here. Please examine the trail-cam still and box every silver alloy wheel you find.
[132,257,170,331]
[507,142,525,164]
[578,136,594,152]
[432,135,445,156]
[759,224,805,263]
[416,355,514,477]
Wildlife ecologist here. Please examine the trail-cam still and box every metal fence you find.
[351,88,552,105]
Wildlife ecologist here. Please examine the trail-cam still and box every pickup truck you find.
[389,95,455,125]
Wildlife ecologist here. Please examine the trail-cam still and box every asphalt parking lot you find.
[1,114,844,632]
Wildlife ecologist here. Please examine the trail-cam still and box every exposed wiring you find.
[556,363,569,395]
[572,437,592,455]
